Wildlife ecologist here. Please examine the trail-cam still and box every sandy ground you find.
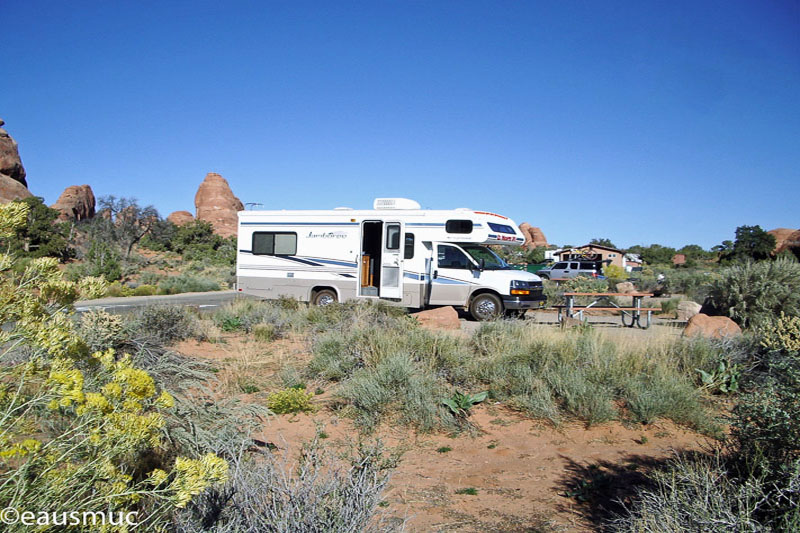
[173,314,709,532]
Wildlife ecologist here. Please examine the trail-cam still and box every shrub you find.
[612,453,800,532]
[705,258,800,329]
[603,264,626,282]
[758,312,800,353]
[78,308,127,352]
[134,284,158,296]
[267,387,315,414]
[0,202,228,529]
[130,305,196,344]
[158,273,222,295]
[106,280,134,297]
[172,438,398,533]
[253,323,277,342]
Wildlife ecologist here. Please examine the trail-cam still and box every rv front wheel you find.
[312,289,338,306]
[469,293,503,321]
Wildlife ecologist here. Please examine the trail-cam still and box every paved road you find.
[74,290,248,314]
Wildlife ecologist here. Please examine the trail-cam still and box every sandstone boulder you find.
[168,210,194,226]
[0,174,32,203]
[768,228,800,254]
[0,119,27,188]
[683,313,742,339]
[194,173,243,238]
[518,222,549,249]
[51,185,95,221]
[615,281,635,294]
[410,306,460,330]
[677,300,702,321]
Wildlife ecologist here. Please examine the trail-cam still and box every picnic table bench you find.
[556,292,658,329]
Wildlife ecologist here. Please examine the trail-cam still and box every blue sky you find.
[2,1,797,249]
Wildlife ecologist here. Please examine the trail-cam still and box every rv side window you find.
[385,224,401,250]
[445,219,473,234]
[252,232,297,256]
[404,233,414,259]
[488,222,515,234]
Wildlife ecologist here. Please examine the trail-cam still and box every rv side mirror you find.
[479,258,485,271]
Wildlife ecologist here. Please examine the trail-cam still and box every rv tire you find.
[312,289,338,306]
[469,293,503,321]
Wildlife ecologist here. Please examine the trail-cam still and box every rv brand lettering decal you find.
[497,235,516,241]
[307,231,348,239]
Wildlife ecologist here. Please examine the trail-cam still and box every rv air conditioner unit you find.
[373,198,421,210]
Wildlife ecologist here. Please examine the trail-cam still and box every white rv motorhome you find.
[236,198,545,320]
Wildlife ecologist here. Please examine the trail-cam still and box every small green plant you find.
[638,435,649,445]
[442,390,488,418]
[696,357,740,394]
[240,383,260,394]
[660,297,680,317]
[487,440,498,449]
[455,487,478,495]
[267,387,315,414]
[436,446,453,453]
[219,316,243,332]
[253,323,277,342]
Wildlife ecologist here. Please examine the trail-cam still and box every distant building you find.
[624,253,642,272]
[556,244,626,268]
[672,253,686,266]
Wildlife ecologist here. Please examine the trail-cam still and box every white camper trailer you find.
[236,198,545,320]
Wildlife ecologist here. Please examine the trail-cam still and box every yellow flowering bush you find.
[0,203,229,531]
[267,387,315,414]
[759,312,800,353]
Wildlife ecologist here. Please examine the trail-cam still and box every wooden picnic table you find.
[557,292,658,329]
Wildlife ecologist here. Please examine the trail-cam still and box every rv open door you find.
[379,221,404,299]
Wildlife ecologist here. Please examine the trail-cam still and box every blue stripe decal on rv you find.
[433,277,470,285]
[305,258,358,267]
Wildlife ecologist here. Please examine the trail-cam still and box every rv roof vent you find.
[334,207,353,210]
[456,207,472,211]
[373,198,421,210]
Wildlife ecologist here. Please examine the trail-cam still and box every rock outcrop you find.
[518,223,548,249]
[768,228,800,254]
[677,301,702,322]
[683,313,742,339]
[615,281,635,294]
[0,119,27,188]
[194,173,243,238]
[51,185,95,221]
[0,119,32,203]
[168,211,194,226]
[410,306,461,330]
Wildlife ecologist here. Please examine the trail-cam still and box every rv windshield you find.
[461,245,511,270]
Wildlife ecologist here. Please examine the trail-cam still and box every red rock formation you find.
[194,173,243,238]
[51,185,95,221]
[683,314,742,339]
[167,210,194,226]
[768,228,800,254]
[0,119,27,188]
[0,119,32,203]
[0,174,32,203]
[518,222,549,250]
[410,306,460,330]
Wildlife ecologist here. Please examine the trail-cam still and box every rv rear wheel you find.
[312,289,338,306]
[469,293,503,321]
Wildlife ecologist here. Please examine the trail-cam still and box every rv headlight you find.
[510,280,530,295]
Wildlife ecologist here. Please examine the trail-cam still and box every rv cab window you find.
[252,232,297,256]
[445,220,473,234]
[437,245,471,269]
